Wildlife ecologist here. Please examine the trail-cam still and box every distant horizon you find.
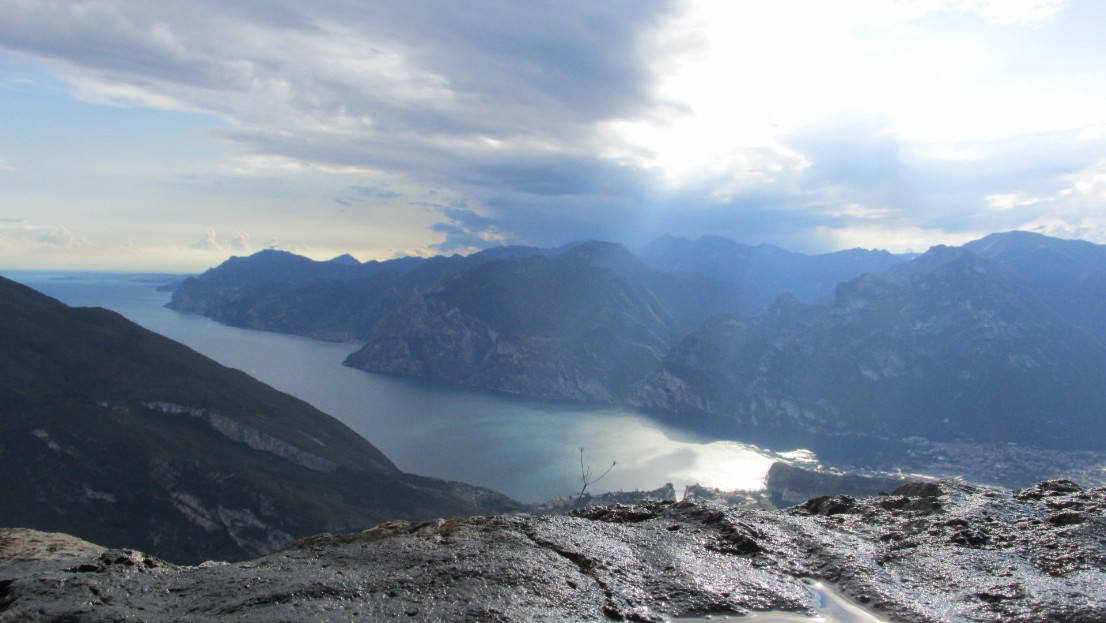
[3,2,1105,272]
[0,227,1087,274]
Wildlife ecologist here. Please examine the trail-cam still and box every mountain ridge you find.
[633,242,1106,450]
[166,231,1106,458]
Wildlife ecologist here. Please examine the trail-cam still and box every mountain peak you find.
[327,253,361,265]
[560,240,644,272]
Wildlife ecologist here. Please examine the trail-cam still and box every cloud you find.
[1021,158,1106,242]
[985,192,1049,212]
[190,228,252,253]
[1,0,1104,264]
[229,231,251,252]
[335,185,403,207]
[190,228,221,251]
[411,109,1106,253]
[0,1,675,138]
[38,226,85,248]
[962,0,1069,24]
[429,205,506,253]
[0,220,89,253]
[0,1,691,250]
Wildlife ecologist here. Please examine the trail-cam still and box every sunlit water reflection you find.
[674,582,888,623]
[10,271,789,502]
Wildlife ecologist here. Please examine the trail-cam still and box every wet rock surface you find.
[1,480,1104,622]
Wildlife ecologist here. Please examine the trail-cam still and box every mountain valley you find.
[4,232,1106,621]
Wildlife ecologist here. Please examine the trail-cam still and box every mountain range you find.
[0,276,519,564]
[634,244,1106,450]
[168,231,1106,455]
[169,238,900,401]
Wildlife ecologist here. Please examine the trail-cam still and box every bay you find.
[8,271,784,502]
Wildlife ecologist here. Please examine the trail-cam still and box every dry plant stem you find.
[574,446,616,509]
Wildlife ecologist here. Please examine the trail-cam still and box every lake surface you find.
[8,271,791,502]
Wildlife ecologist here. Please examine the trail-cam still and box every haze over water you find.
[11,272,782,502]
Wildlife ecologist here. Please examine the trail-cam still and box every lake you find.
[8,271,792,502]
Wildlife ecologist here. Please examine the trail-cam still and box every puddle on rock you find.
[671,582,888,623]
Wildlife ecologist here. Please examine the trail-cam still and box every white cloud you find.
[229,231,251,252]
[0,0,1103,268]
[38,226,85,248]
[1060,159,1106,201]
[190,228,253,254]
[964,0,1068,24]
[0,220,89,257]
[190,228,222,251]
[985,192,1050,211]
[615,0,1092,181]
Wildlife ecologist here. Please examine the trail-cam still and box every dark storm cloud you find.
[0,1,674,130]
[336,1,672,122]
[0,0,684,252]
[0,2,310,91]
[440,151,666,246]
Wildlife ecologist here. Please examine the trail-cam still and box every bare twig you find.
[574,446,616,510]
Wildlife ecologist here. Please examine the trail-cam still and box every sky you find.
[2,0,1105,271]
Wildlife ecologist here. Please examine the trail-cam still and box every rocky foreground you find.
[2,480,1104,622]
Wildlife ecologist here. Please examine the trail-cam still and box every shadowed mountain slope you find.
[633,245,1106,450]
[637,234,906,313]
[964,230,1106,346]
[0,276,519,564]
[346,241,714,401]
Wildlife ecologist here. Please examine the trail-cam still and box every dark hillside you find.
[635,246,1106,451]
[0,276,519,564]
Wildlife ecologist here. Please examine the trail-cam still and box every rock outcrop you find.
[2,480,1104,622]
[765,462,920,508]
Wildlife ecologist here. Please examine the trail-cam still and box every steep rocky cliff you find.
[2,480,1104,622]
[169,237,899,403]
[965,230,1106,346]
[633,245,1106,450]
[346,242,713,401]
[765,462,918,508]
